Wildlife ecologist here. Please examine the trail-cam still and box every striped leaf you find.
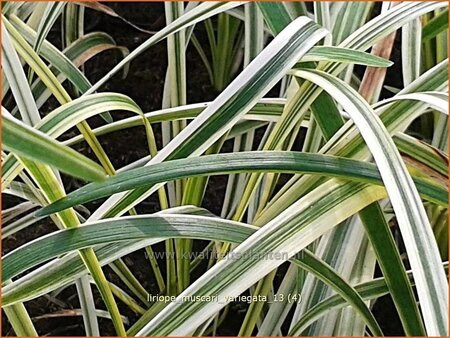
[36,151,446,218]
[3,113,106,182]
[3,212,383,338]
[291,68,448,336]
[89,17,327,220]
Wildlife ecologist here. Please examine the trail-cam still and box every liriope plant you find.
[1,1,448,337]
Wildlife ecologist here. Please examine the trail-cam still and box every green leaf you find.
[422,8,449,42]
[63,99,285,147]
[2,113,107,182]
[2,92,145,188]
[36,151,447,218]
[359,202,425,335]
[308,89,344,142]
[257,2,292,35]
[300,46,393,67]
[3,303,38,337]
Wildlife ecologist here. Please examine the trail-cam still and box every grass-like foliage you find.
[1,1,448,337]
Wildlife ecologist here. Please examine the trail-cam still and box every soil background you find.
[2,2,405,336]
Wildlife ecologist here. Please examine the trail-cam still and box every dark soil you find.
[2,2,406,336]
